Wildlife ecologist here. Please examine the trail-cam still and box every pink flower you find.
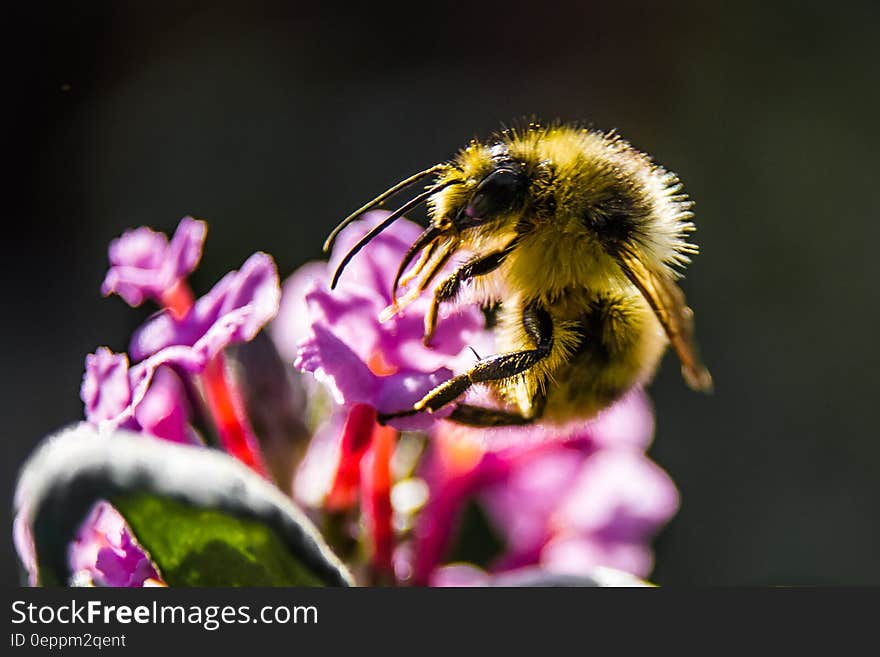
[81,347,202,443]
[21,217,283,587]
[105,218,280,475]
[101,217,206,307]
[68,502,160,587]
[282,211,485,430]
[410,390,679,583]
[129,252,280,363]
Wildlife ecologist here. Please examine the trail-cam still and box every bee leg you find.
[378,392,546,427]
[377,404,531,427]
[376,408,420,425]
[447,394,546,427]
[423,242,516,345]
[447,404,533,426]
[416,303,553,412]
[377,305,551,424]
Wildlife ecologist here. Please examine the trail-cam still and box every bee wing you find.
[617,249,713,392]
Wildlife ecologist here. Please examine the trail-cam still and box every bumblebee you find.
[325,123,712,427]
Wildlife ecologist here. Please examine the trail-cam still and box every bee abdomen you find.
[573,293,644,358]
[540,292,667,420]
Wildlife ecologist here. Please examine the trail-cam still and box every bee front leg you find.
[407,304,553,418]
[413,349,547,412]
[423,242,516,345]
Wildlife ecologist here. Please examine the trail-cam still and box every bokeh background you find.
[5,0,879,586]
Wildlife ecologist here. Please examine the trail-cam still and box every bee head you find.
[430,141,536,242]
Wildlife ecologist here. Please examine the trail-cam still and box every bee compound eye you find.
[465,168,523,220]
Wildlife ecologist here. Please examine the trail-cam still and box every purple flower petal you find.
[281,213,485,432]
[327,211,424,300]
[430,388,655,452]
[481,447,677,579]
[301,283,388,366]
[413,406,676,581]
[540,534,654,579]
[295,324,451,430]
[375,369,455,430]
[295,324,381,408]
[129,252,280,362]
[587,389,656,451]
[81,349,134,426]
[431,562,651,586]
[69,501,160,587]
[410,430,512,583]
[479,447,586,555]
[553,450,680,541]
[292,412,346,508]
[81,346,203,439]
[292,271,483,374]
[271,261,329,361]
[285,215,484,368]
[102,217,207,307]
[430,564,492,587]
[133,367,194,444]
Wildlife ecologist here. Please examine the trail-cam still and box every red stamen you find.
[325,404,377,511]
[361,423,396,579]
[159,280,196,320]
[201,355,269,477]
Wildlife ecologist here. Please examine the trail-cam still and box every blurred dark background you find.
[4,0,879,585]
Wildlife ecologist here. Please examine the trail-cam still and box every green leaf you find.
[15,424,352,587]
[111,495,327,586]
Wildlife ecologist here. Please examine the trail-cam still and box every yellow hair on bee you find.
[331,121,711,427]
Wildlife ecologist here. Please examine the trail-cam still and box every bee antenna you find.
[391,224,441,304]
[330,180,461,290]
[323,164,448,253]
